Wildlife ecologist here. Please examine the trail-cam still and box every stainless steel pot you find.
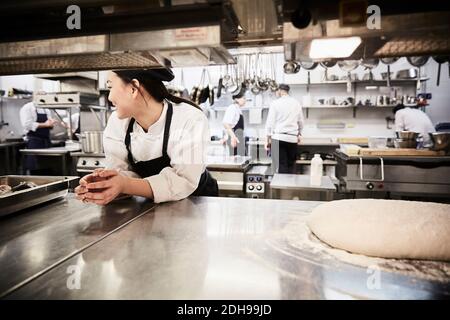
[76,131,104,154]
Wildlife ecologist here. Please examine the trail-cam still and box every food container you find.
[368,137,387,149]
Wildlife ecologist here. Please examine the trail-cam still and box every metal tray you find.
[0,175,79,217]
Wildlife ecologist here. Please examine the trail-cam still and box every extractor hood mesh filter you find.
[0,51,161,75]
[376,36,450,57]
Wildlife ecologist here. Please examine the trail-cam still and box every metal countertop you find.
[4,196,448,299]
[0,194,156,297]
[19,147,81,155]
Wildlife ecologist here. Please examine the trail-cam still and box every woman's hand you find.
[75,170,107,201]
[75,169,127,206]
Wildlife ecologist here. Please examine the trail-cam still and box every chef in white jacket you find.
[222,90,246,156]
[265,84,304,173]
[19,101,57,173]
[394,105,435,146]
[74,68,218,205]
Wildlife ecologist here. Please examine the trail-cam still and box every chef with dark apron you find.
[222,91,246,156]
[74,68,218,205]
[19,101,56,174]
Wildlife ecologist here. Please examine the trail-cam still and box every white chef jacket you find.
[395,107,435,143]
[103,100,210,203]
[222,103,243,128]
[19,102,53,135]
[63,113,80,133]
[265,95,304,143]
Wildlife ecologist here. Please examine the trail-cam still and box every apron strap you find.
[124,102,174,163]
[162,103,173,156]
[125,118,136,165]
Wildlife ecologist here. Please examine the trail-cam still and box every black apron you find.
[25,108,51,171]
[231,113,245,156]
[124,102,218,198]
[72,115,81,141]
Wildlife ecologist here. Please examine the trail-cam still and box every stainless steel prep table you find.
[19,147,81,175]
[334,150,450,198]
[3,196,448,299]
[270,174,336,200]
[0,194,156,297]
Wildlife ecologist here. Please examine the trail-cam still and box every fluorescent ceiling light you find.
[309,37,362,59]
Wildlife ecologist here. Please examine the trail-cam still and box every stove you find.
[71,152,106,175]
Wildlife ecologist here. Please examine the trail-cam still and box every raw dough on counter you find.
[307,199,450,261]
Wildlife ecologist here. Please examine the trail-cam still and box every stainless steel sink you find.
[0,175,79,217]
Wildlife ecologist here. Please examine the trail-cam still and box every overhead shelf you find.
[304,104,396,118]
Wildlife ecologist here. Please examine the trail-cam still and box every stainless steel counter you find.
[270,174,336,201]
[0,194,156,297]
[206,155,251,170]
[3,196,449,299]
[20,147,81,155]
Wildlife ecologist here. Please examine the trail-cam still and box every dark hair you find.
[393,104,405,114]
[113,69,201,110]
[278,83,290,92]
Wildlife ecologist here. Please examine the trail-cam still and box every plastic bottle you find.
[310,154,323,186]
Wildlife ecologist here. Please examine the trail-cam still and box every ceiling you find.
[0,0,449,75]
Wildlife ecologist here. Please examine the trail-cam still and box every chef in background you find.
[19,101,57,174]
[394,104,435,146]
[222,91,246,156]
[265,84,304,173]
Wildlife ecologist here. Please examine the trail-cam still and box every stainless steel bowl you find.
[395,131,419,140]
[429,132,450,152]
[394,138,417,149]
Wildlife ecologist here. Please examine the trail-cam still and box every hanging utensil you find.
[179,69,189,99]
[320,60,336,81]
[283,43,300,74]
[258,54,269,91]
[217,65,224,98]
[338,60,359,93]
[269,54,279,92]
[226,64,238,93]
[407,56,429,92]
[432,55,450,87]
[360,58,379,81]
[250,54,261,95]
[380,57,399,87]
[299,60,318,93]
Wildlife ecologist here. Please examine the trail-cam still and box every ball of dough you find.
[307,199,450,261]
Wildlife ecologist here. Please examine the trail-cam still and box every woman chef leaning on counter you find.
[75,68,218,205]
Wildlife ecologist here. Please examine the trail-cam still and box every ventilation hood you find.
[0,1,238,75]
[0,24,234,75]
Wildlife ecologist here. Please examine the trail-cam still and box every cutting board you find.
[337,137,368,144]
[358,148,445,156]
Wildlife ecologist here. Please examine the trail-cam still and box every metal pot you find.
[76,131,103,154]
[429,132,450,152]
[394,138,417,149]
[395,131,419,140]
